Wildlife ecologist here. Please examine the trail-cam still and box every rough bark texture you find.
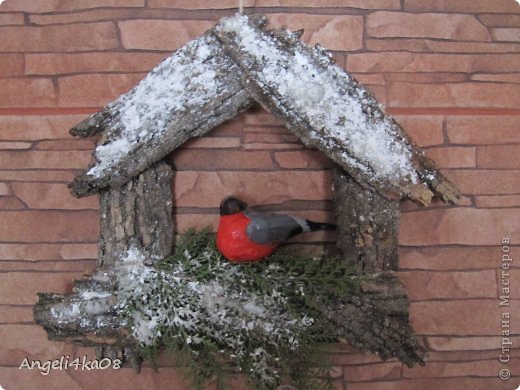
[325,272,426,367]
[70,111,113,138]
[332,167,400,273]
[212,15,460,206]
[98,161,173,268]
[34,162,174,367]
[33,275,125,345]
[33,268,141,367]
[328,167,424,366]
[69,31,255,198]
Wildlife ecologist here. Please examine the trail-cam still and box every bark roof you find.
[69,14,460,206]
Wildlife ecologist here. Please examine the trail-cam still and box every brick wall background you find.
[0,0,519,389]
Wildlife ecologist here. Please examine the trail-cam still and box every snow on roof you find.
[216,14,418,184]
[87,35,221,177]
[71,13,459,205]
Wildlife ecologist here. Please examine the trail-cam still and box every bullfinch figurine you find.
[216,196,336,262]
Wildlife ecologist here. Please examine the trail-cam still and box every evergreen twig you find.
[117,229,359,389]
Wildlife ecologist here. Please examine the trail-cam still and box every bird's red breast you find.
[216,212,278,262]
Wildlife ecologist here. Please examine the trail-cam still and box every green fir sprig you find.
[116,229,359,390]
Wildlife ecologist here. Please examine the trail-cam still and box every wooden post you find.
[328,167,426,366]
[332,167,400,274]
[98,161,173,268]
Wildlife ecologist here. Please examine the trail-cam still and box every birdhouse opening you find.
[167,107,339,258]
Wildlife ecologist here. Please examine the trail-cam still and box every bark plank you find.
[212,15,460,206]
[332,167,400,273]
[69,32,254,198]
[326,272,425,367]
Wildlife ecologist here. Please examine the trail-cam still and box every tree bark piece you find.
[332,167,399,273]
[98,161,173,268]
[330,167,424,365]
[34,162,174,361]
[33,275,127,346]
[34,270,424,369]
[212,14,460,206]
[325,272,425,368]
[69,31,255,198]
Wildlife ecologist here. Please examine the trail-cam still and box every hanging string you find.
[238,0,244,14]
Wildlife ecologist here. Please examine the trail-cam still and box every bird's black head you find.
[220,196,248,216]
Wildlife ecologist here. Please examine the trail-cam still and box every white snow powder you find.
[87,35,222,177]
[51,302,81,322]
[218,14,418,183]
[80,291,112,300]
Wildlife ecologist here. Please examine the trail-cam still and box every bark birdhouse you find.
[34,13,460,378]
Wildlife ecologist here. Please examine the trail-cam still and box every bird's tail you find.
[305,220,337,232]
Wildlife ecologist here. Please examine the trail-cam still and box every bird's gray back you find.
[245,211,308,244]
